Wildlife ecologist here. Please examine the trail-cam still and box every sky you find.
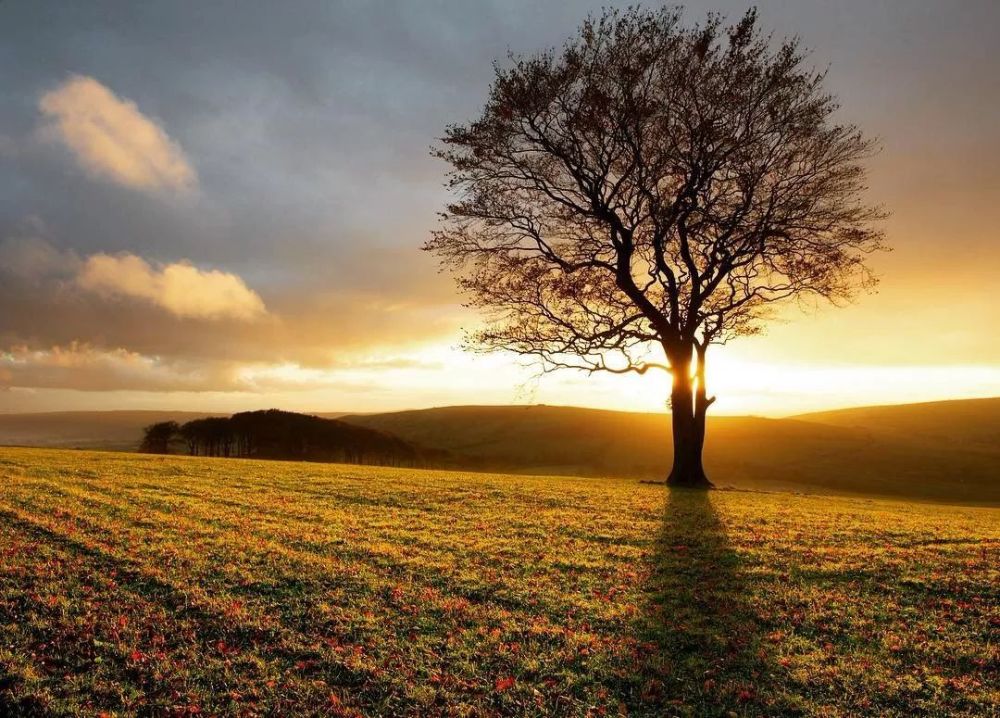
[0,0,998,417]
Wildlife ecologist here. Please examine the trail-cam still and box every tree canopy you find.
[425,6,885,486]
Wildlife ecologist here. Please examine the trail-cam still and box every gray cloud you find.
[0,227,80,281]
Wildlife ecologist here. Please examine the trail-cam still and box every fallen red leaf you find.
[495,676,515,693]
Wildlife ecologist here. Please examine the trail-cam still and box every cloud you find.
[77,252,267,321]
[0,233,80,282]
[0,343,233,392]
[0,343,386,395]
[0,238,461,372]
[38,75,197,192]
[0,230,468,399]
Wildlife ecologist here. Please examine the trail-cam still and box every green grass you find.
[1,447,997,717]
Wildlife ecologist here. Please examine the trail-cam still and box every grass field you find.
[1,447,997,717]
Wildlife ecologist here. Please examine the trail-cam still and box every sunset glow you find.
[1,1,997,417]
[1,6,998,713]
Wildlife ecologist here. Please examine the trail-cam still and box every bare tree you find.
[424,7,885,487]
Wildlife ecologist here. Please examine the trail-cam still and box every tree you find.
[139,421,179,454]
[424,7,885,487]
[173,410,425,465]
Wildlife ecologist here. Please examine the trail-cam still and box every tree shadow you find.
[633,488,790,716]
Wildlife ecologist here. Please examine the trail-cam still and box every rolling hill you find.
[0,411,222,451]
[1,398,997,503]
[795,397,1000,450]
[341,401,1000,504]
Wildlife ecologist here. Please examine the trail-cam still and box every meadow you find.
[4,399,999,504]
[0,447,997,717]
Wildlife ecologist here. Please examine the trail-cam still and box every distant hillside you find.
[342,403,1000,504]
[796,397,1000,450]
[0,411,222,451]
[2,399,997,503]
[0,410,351,451]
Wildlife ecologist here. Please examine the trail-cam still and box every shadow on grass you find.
[633,488,793,717]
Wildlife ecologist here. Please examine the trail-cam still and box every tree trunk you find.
[666,343,713,488]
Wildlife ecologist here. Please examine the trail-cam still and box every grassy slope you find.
[344,404,1000,504]
[796,397,1000,450]
[0,447,996,717]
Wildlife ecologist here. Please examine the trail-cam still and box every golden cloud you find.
[39,75,197,192]
[77,253,267,321]
[0,343,236,392]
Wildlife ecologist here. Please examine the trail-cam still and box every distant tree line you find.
[140,410,432,467]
